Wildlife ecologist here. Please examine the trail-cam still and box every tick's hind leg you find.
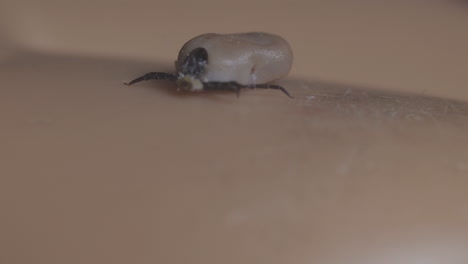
[252,84,293,98]
[125,72,177,85]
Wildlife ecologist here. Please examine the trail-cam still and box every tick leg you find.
[203,81,293,98]
[125,72,177,85]
[252,84,293,98]
[203,81,243,97]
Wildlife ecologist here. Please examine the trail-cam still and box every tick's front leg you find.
[125,72,177,86]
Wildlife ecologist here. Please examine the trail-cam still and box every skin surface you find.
[1,1,468,263]
[1,52,468,264]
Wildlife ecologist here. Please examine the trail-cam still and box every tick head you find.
[179,47,208,78]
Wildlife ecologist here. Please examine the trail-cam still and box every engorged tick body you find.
[125,32,294,98]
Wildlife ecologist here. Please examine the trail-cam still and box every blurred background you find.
[1,0,468,100]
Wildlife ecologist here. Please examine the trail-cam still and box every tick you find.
[125,32,294,98]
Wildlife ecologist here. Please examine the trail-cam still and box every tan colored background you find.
[1,1,468,264]
[1,0,468,99]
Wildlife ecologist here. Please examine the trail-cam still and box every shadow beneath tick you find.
[133,80,242,100]
[131,78,284,102]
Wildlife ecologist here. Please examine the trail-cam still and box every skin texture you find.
[176,33,293,85]
[1,52,468,264]
[2,1,468,263]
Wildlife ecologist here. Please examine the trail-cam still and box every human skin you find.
[1,51,468,263]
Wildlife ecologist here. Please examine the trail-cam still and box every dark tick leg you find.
[125,72,177,85]
[203,81,243,97]
[252,84,293,98]
[203,81,293,98]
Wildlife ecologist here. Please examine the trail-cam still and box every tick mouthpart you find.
[176,75,204,92]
